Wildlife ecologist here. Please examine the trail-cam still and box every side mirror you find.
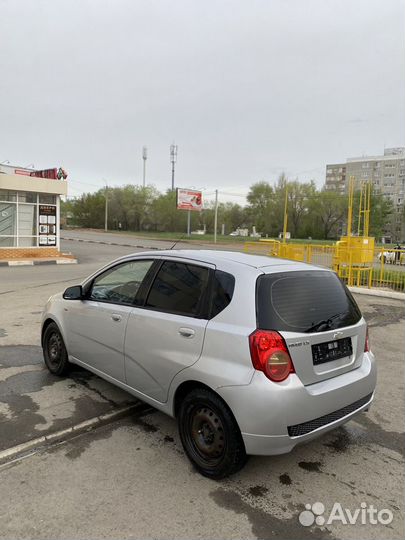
[63,285,83,300]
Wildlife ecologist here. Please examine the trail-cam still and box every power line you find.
[217,191,247,198]
[69,179,104,189]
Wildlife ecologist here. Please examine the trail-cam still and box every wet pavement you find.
[0,345,137,452]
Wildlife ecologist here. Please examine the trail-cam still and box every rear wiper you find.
[305,312,349,333]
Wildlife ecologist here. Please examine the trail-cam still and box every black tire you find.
[42,322,71,376]
[178,388,247,479]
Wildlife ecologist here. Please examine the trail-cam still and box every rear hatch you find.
[256,269,366,385]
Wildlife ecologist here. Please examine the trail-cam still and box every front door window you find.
[90,260,154,305]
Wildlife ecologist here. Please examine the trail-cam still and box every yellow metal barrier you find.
[245,239,284,258]
[372,248,405,292]
[333,237,375,288]
[258,239,281,256]
[244,240,405,292]
[279,243,306,261]
[244,241,277,257]
[308,245,335,267]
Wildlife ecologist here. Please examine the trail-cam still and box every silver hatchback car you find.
[42,250,376,478]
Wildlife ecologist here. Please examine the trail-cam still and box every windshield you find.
[256,270,362,334]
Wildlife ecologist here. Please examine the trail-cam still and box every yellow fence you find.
[244,241,405,293]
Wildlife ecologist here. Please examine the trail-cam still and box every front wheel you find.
[42,322,71,376]
[178,388,247,479]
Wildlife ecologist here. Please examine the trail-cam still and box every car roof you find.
[124,249,326,272]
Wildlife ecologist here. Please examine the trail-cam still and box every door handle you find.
[178,327,195,338]
[111,313,122,322]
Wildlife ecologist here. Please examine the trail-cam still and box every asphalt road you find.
[0,232,404,539]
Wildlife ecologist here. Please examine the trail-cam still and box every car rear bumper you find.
[241,392,373,455]
[216,352,376,456]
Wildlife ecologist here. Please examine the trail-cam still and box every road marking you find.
[0,402,149,464]
[61,236,160,251]
[8,261,34,266]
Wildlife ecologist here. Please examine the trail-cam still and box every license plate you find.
[312,337,352,365]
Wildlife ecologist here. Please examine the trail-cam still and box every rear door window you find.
[256,270,361,333]
[209,270,235,318]
[145,260,209,317]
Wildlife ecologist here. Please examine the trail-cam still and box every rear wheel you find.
[42,322,71,376]
[178,388,247,479]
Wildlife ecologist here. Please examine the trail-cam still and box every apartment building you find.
[325,163,346,193]
[345,148,405,206]
[325,148,405,241]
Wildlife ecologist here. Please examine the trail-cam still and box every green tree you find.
[271,177,317,238]
[351,189,393,238]
[70,190,106,228]
[246,181,274,234]
[150,190,188,232]
[109,185,159,230]
[307,190,347,239]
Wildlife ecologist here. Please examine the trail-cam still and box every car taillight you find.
[364,325,370,352]
[249,330,295,382]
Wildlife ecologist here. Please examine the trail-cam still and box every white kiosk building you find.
[0,164,68,260]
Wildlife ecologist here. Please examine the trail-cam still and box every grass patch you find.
[88,229,249,245]
[65,227,402,252]
[371,268,405,292]
[85,229,336,245]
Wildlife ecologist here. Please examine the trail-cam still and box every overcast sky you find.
[0,0,404,201]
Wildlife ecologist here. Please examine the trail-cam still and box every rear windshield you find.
[256,270,362,333]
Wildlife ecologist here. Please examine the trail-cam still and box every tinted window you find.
[256,270,361,333]
[39,194,57,204]
[146,261,209,317]
[0,190,17,202]
[210,270,235,318]
[18,192,37,203]
[90,260,154,305]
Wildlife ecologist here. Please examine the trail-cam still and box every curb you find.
[0,403,147,464]
[61,236,159,251]
[0,258,77,267]
[349,286,405,301]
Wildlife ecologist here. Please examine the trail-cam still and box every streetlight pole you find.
[170,144,177,190]
[214,189,219,243]
[142,146,147,188]
[104,184,109,232]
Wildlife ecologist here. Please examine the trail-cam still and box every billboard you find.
[176,188,203,211]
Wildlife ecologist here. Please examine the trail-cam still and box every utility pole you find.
[142,146,147,188]
[282,182,288,243]
[347,176,355,239]
[214,189,219,243]
[104,184,109,232]
[170,144,177,190]
[187,210,191,236]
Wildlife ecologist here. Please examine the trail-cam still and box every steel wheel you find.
[178,388,247,479]
[188,405,226,466]
[42,322,71,376]
[47,331,63,367]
